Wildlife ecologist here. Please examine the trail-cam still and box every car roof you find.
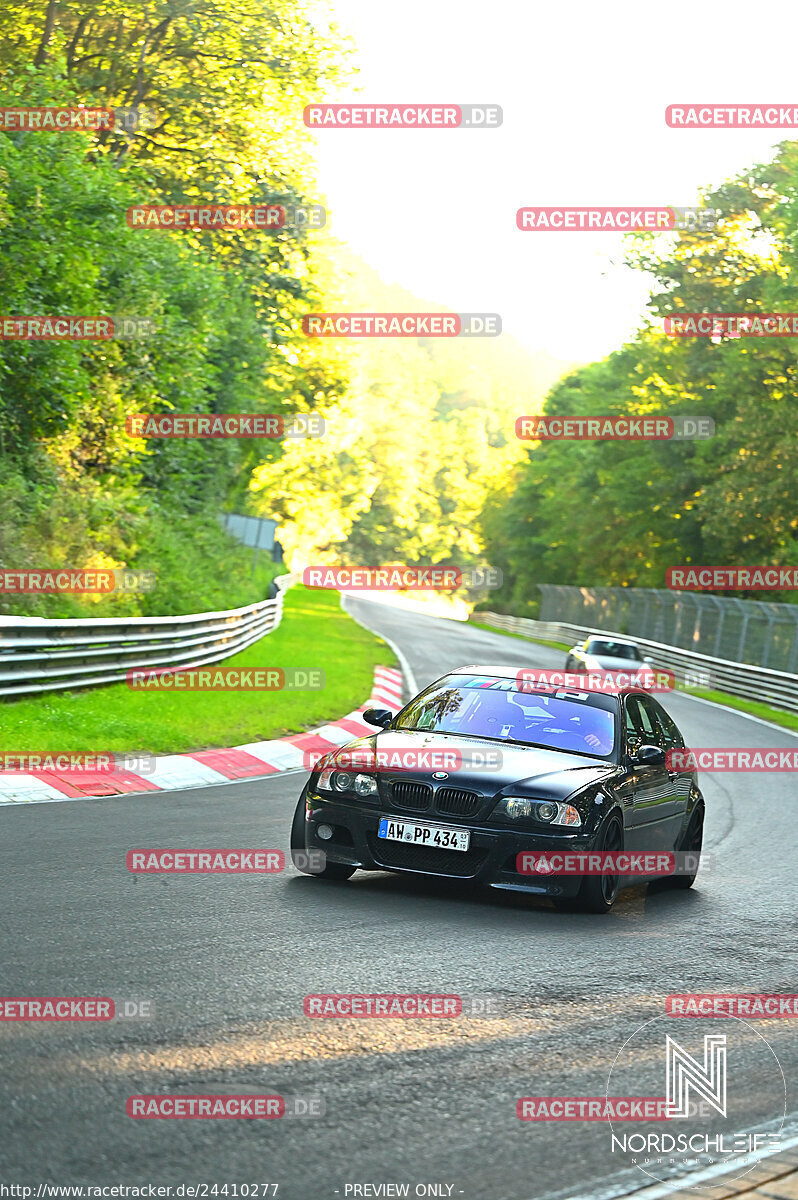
[450,664,539,678]
[584,635,638,646]
[442,665,653,703]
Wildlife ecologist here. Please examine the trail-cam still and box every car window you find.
[624,697,644,749]
[586,639,641,660]
[625,695,659,748]
[637,695,666,747]
[647,699,684,750]
[395,676,618,758]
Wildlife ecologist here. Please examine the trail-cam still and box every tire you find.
[572,815,624,914]
[289,794,356,880]
[669,802,704,890]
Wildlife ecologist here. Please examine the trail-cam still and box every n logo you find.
[666,1034,726,1118]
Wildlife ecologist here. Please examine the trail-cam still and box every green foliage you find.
[481,147,798,610]
[249,243,572,576]
[0,4,350,615]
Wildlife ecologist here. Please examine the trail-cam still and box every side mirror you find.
[634,743,666,766]
[643,656,655,665]
[363,707,393,728]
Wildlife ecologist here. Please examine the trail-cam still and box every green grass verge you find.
[468,619,798,732]
[675,686,798,731]
[0,585,397,753]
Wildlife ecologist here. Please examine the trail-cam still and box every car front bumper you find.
[300,787,607,898]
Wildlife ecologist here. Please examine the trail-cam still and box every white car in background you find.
[565,635,655,675]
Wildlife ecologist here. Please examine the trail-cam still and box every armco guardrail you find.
[474,612,798,715]
[538,583,798,673]
[0,574,294,698]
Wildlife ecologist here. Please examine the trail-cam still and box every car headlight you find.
[316,768,378,798]
[494,796,582,827]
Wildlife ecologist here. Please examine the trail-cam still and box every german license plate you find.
[378,818,470,852]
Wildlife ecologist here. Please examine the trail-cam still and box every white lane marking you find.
[341,594,417,698]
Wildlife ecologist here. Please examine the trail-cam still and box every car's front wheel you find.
[290,793,356,880]
[572,814,624,914]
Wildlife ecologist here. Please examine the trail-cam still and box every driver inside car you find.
[507,695,614,754]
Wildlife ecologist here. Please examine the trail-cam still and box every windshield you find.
[586,639,641,660]
[394,675,617,758]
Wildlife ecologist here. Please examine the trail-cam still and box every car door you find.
[647,697,693,835]
[620,694,680,850]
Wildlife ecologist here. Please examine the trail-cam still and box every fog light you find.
[317,824,334,840]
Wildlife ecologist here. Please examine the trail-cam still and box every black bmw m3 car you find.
[290,665,705,913]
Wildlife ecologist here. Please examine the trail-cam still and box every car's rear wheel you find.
[669,801,704,890]
[571,815,623,914]
[290,793,356,880]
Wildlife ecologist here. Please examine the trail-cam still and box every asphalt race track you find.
[1,597,797,1199]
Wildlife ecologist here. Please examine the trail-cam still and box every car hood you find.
[325,729,618,801]
[587,654,645,672]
